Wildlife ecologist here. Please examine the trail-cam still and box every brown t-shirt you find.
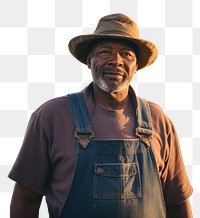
[9,84,193,217]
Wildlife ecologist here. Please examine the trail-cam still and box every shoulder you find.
[32,96,72,118]
[146,100,165,115]
[35,96,69,113]
[148,100,171,122]
[144,99,174,134]
[28,96,74,132]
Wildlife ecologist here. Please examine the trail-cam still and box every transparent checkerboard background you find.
[0,0,199,217]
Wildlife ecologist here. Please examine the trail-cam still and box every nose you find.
[108,52,123,67]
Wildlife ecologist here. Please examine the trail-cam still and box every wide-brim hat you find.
[68,13,158,70]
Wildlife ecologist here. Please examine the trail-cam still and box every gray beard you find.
[95,77,129,93]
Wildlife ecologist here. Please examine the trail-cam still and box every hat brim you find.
[68,34,158,70]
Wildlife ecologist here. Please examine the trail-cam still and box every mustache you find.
[101,67,126,75]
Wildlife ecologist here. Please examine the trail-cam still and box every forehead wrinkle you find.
[90,41,136,55]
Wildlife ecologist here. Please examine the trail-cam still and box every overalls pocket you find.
[93,162,142,199]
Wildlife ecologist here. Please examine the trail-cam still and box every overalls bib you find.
[61,92,166,218]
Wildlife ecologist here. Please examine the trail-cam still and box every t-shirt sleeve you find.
[8,110,51,195]
[162,120,193,207]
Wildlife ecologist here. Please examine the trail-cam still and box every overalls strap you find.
[135,97,152,147]
[62,93,166,218]
[68,92,95,148]
[68,93,152,147]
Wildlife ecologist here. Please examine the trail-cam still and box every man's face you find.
[87,39,138,93]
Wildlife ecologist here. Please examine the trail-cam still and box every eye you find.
[121,51,135,60]
[123,52,131,56]
[98,49,111,55]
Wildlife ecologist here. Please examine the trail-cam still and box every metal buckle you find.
[135,127,152,147]
[74,129,95,148]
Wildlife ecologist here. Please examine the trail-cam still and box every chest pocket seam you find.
[93,162,142,199]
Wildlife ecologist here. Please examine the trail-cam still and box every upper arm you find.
[149,103,193,207]
[162,122,193,206]
[8,111,51,195]
[10,183,43,218]
[166,198,193,218]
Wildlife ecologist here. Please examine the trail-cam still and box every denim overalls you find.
[60,92,166,218]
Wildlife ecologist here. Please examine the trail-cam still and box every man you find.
[9,13,193,218]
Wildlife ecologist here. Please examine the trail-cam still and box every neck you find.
[93,84,130,110]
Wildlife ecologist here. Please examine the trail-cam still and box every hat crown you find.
[94,13,139,39]
[68,13,158,70]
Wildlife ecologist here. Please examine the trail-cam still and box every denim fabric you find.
[61,93,166,218]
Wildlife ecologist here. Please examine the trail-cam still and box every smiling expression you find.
[87,39,138,93]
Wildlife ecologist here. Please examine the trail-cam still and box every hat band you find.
[98,30,133,38]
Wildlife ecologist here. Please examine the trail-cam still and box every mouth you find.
[103,71,125,82]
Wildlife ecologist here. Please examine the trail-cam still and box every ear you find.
[87,56,91,69]
[134,64,138,74]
